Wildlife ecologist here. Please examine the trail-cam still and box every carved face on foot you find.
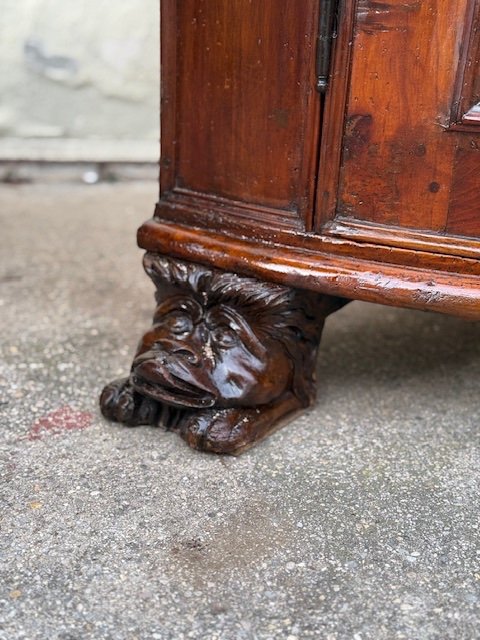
[101,254,341,454]
[131,295,292,408]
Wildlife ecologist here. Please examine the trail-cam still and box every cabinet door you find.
[317,0,480,249]
[158,0,321,232]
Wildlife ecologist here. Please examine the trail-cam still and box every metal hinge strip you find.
[316,0,340,93]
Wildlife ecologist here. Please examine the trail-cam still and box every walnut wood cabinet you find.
[101,1,480,454]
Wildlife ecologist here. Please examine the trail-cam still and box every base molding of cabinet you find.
[100,252,347,454]
[324,217,480,260]
[138,218,480,320]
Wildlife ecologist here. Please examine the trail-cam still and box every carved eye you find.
[163,312,193,335]
[211,327,239,349]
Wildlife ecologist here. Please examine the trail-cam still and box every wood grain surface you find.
[152,1,480,319]
[161,0,321,227]
[335,0,476,235]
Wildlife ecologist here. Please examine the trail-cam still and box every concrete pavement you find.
[0,182,479,639]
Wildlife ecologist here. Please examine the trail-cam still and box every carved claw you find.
[180,393,302,455]
[100,377,160,426]
[180,408,253,454]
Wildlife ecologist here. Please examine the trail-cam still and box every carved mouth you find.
[131,372,216,409]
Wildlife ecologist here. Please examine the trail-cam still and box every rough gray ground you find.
[0,182,479,640]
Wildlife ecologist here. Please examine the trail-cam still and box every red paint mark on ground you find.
[28,406,93,441]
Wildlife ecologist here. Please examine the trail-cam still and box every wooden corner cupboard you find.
[101,0,480,454]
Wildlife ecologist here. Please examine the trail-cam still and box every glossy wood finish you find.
[332,0,480,241]
[450,0,480,130]
[447,143,480,236]
[102,1,480,454]
[160,0,321,229]
[155,1,480,310]
[101,254,344,454]
[139,219,480,320]
[315,0,357,226]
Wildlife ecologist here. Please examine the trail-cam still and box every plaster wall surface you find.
[0,0,159,159]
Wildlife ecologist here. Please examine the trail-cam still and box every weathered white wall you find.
[0,0,159,160]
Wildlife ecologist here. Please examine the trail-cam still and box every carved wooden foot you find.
[179,393,304,455]
[100,253,347,454]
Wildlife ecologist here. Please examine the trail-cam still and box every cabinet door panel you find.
[325,0,480,241]
[160,0,320,230]
[447,144,480,237]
